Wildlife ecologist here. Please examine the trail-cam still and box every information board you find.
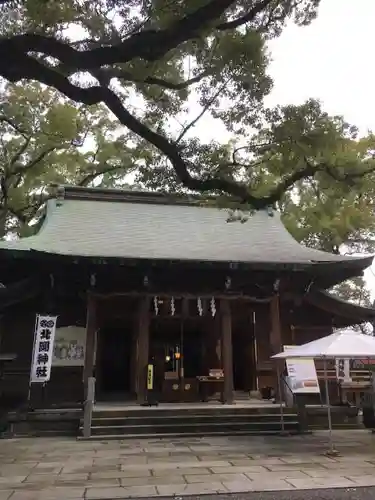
[283,345,320,394]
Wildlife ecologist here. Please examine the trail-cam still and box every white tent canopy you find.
[271,327,375,454]
[272,328,375,360]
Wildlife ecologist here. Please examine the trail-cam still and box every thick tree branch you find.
[0,0,366,211]
[0,114,29,137]
[78,163,130,186]
[262,160,324,206]
[0,0,236,77]
[8,59,371,210]
[217,0,275,30]
[304,157,375,184]
[8,136,31,167]
[11,146,56,177]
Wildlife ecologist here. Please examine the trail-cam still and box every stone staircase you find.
[79,405,301,440]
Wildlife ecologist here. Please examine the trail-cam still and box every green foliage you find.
[0,81,137,238]
[0,0,324,205]
[331,277,372,308]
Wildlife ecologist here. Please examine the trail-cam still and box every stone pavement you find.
[1,431,375,499]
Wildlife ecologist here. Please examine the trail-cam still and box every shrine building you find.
[0,185,374,408]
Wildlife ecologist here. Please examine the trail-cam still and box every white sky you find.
[189,0,375,297]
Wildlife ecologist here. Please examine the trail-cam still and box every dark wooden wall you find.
[0,282,340,409]
[0,293,86,409]
[0,299,37,406]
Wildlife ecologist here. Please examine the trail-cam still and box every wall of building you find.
[0,293,86,409]
[0,288,341,408]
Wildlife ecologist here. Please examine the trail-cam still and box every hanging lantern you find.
[153,296,159,315]
[170,296,175,316]
[210,297,216,317]
[197,297,203,316]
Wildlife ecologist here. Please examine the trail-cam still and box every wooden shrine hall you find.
[0,185,374,408]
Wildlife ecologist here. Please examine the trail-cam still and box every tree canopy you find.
[0,0,346,206]
[0,81,137,238]
[1,0,374,207]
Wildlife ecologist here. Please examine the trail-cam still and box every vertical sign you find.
[30,315,58,383]
[147,364,154,390]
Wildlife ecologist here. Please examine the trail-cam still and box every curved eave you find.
[0,247,372,276]
[305,287,375,323]
[308,255,374,288]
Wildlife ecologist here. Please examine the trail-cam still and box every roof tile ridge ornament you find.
[226,204,274,223]
[55,185,65,207]
[267,205,274,217]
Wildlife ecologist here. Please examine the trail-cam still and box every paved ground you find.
[1,431,375,499]
[155,488,375,500]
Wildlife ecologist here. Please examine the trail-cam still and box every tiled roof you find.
[0,187,373,268]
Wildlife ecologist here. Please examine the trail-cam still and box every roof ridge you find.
[51,184,216,206]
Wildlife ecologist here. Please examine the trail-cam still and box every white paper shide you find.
[30,315,58,383]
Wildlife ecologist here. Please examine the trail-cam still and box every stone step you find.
[88,412,298,427]
[91,406,292,419]
[78,428,304,441]
[85,419,300,436]
[81,405,301,438]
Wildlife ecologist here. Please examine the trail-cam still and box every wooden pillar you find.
[130,331,137,395]
[204,315,221,370]
[270,294,282,355]
[136,296,150,404]
[83,294,97,399]
[220,299,234,404]
[270,294,283,398]
[244,312,256,392]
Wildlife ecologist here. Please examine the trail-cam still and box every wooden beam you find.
[291,325,334,330]
[83,294,97,398]
[136,296,151,404]
[220,299,234,404]
[91,291,273,303]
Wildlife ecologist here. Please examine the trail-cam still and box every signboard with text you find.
[30,315,58,383]
[53,326,86,367]
[284,345,320,394]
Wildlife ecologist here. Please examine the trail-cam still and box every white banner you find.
[30,315,58,383]
[284,345,320,394]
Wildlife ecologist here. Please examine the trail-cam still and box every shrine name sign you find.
[30,315,58,383]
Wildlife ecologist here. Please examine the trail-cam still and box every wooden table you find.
[197,376,224,403]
